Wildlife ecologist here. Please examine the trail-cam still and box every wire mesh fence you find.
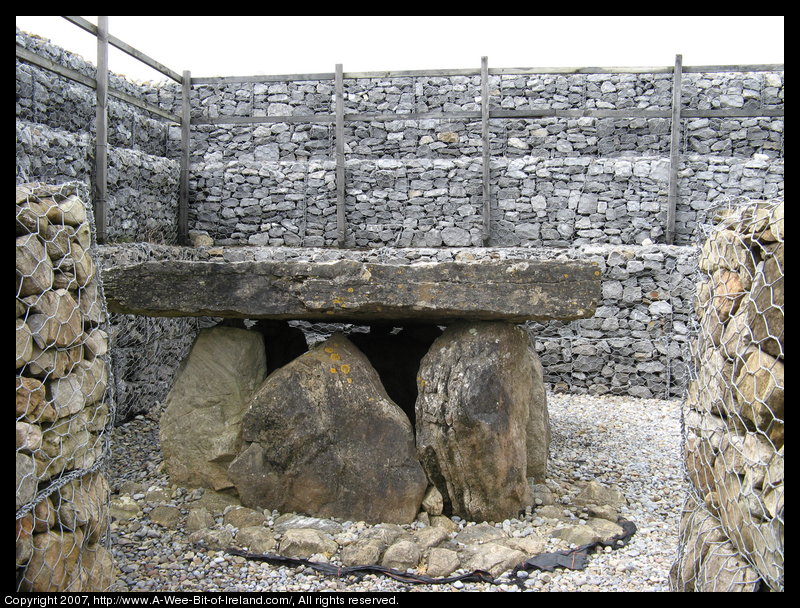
[16,182,117,591]
[671,197,784,591]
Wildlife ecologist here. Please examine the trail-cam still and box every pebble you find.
[107,392,687,592]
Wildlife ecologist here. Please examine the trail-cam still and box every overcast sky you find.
[16,16,784,83]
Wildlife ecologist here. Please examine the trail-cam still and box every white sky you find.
[16,16,784,83]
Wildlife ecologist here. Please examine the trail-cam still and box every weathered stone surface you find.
[425,547,460,578]
[458,542,527,577]
[16,319,33,368]
[160,326,267,491]
[573,480,628,509]
[188,528,234,551]
[102,258,601,323]
[381,539,421,571]
[734,348,784,438]
[19,529,84,592]
[17,233,53,297]
[186,507,215,531]
[415,321,540,521]
[235,526,276,553]
[526,349,550,482]
[149,504,181,528]
[223,506,267,529]
[17,452,37,510]
[278,529,338,558]
[228,333,427,524]
[340,538,385,567]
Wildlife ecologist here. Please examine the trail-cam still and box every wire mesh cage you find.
[16,182,117,591]
[671,197,783,591]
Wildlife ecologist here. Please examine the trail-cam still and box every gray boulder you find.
[416,321,546,522]
[228,333,427,524]
[160,327,267,491]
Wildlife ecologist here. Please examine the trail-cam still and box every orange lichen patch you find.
[329,367,337,373]
[329,352,341,361]
[346,377,353,384]
[324,347,334,353]
[340,364,351,374]
[347,287,354,293]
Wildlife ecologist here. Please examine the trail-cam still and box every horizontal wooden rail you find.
[191,63,784,85]
[62,16,183,83]
[16,44,181,123]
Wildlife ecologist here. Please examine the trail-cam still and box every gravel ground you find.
[106,392,688,593]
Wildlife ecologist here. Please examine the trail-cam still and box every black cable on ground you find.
[226,518,637,587]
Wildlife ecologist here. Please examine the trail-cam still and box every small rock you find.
[455,522,507,545]
[223,506,267,529]
[273,514,343,535]
[279,529,338,558]
[186,507,215,531]
[459,542,527,577]
[235,526,276,553]
[149,504,181,528]
[572,481,627,508]
[340,538,385,567]
[381,540,421,571]
[188,528,234,551]
[425,547,460,578]
[421,486,444,516]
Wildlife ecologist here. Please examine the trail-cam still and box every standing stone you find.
[228,333,427,524]
[415,321,543,522]
[160,326,267,491]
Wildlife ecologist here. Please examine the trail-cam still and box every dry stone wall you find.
[671,199,783,591]
[16,182,116,591]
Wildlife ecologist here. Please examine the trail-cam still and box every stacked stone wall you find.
[16,182,116,591]
[15,27,785,407]
[671,199,783,591]
[16,28,182,244]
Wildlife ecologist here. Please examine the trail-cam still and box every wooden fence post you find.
[335,63,346,248]
[481,56,491,245]
[94,16,109,244]
[666,54,683,245]
[179,70,191,245]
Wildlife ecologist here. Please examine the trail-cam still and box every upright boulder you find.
[415,321,547,522]
[160,326,267,491]
[228,333,427,524]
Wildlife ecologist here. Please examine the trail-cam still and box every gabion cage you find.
[671,198,784,591]
[16,182,117,591]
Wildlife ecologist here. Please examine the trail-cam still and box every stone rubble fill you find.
[108,392,686,592]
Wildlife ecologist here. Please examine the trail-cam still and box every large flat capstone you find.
[102,258,601,323]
